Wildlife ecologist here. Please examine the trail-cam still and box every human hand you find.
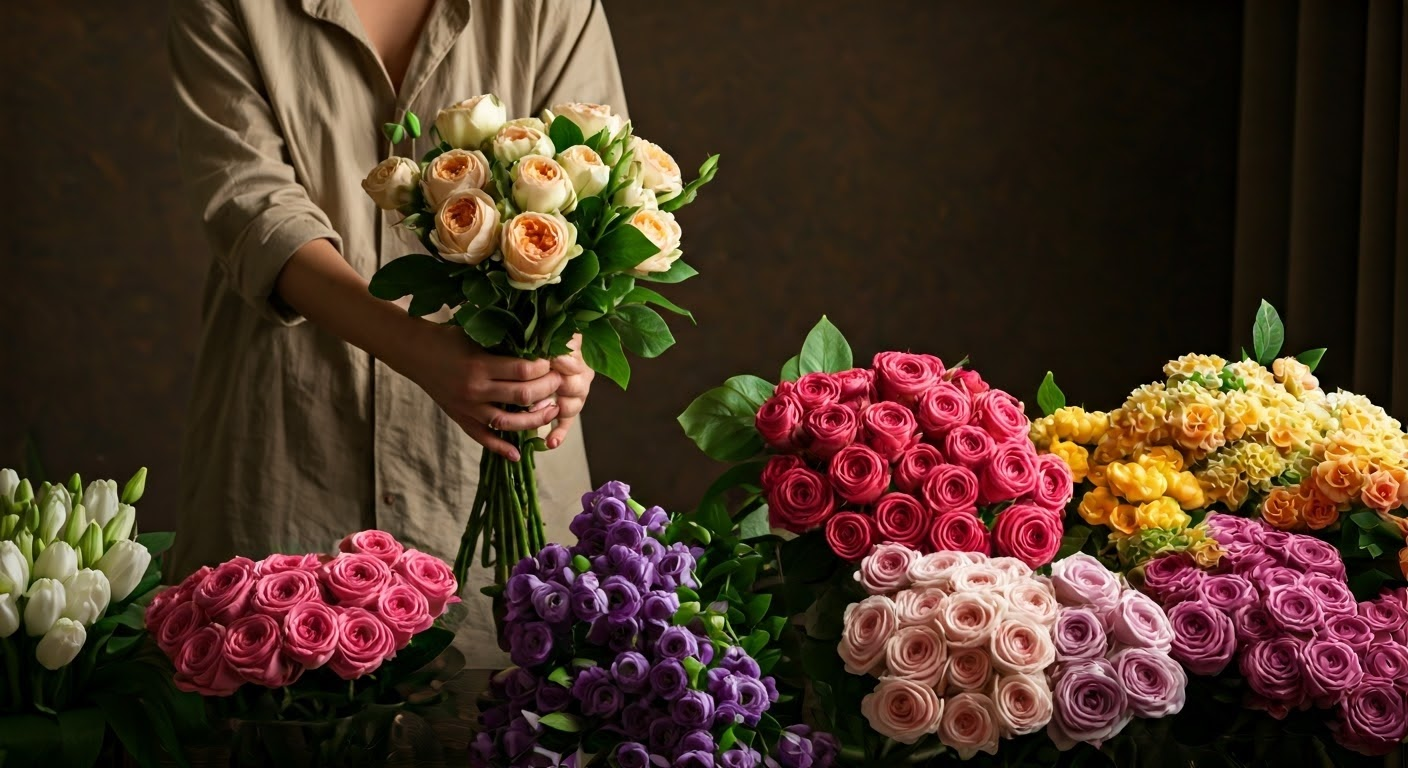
[547,334,595,449]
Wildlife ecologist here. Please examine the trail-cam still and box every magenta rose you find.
[322,553,394,609]
[1053,607,1108,660]
[828,444,890,504]
[921,464,980,515]
[283,600,339,668]
[1265,583,1323,635]
[1334,683,1408,756]
[973,390,1030,444]
[1249,565,1301,590]
[338,530,405,565]
[155,600,208,656]
[825,512,877,562]
[979,442,1039,504]
[756,394,804,451]
[992,504,1062,568]
[766,467,836,532]
[252,569,322,620]
[258,553,324,574]
[1167,601,1237,676]
[1197,574,1258,614]
[1320,614,1373,655]
[928,511,993,556]
[1284,536,1347,580]
[1140,555,1205,605]
[1363,645,1408,691]
[193,557,258,625]
[761,455,805,491]
[392,549,460,615]
[792,372,843,410]
[172,625,242,697]
[874,493,931,549]
[329,607,397,680]
[894,444,946,494]
[374,579,434,648]
[916,382,973,438]
[1303,575,1357,617]
[943,425,997,472]
[833,368,877,411]
[1233,604,1279,647]
[1239,637,1306,717]
[1030,453,1074,511]
[872,352,944,405]
[224,613,300,688]
[1358,595,1408,642]
[1303,639,1365,706]
[947,367,990,396]
[805,403,862,460]
[862,402,921,461]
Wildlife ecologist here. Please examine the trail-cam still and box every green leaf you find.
[756,648,783,675]
[548,116,585,151]
[580,320,631,388]
[673,601,701,626]
[611,305,676,358]
[1351,510,1383,530]
[1349,567,1394,601]
[1037,371,1066,416]
[742,628,769,657]
[798,316,852,374]
[1252,299,1285,365]
[683,656,706,689]
[548,667,572,687]
[761,615,787,640]
[134,531,174,557]
[539,713,584,733]
[678,386,765,462]
[780,355,801,382]
[623,286,694,322]
[596,224,660,273]
[633,259,698,284]
[1056,524,1093,560]
[1296,347,1327,372]
[659,154,721,213]
[461,273,499,308]
[369,254,451,300]
[745,593,773,625]
[103,632,144,658]
[724,375,775,409]
[458,307,517,349]
[738,506,771,540]
[704,559,741,583]
[555,250,600,301]
[408,280,462,317]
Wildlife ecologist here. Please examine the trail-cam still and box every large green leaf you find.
[724,375,775,409]
[596,224,660,273]
[633,259,698,284]
[779,355,801,382]
[798,316,852,374]
[580,320,630,389]
[407,280,463,317]
[368,254,452,301]
[678,386,764,462]
[555,250,600,301]
[622,286,694,322]
[1252,299,1284,365]
[1037,371,1066,416]
[134,531,174,557]
[458,307,518,349]
[1296,347,1327,372]
[611,305,675,359]
[547,116,585,151]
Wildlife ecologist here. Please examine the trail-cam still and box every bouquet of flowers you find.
[471,481,836,768]
[362,96,718,588]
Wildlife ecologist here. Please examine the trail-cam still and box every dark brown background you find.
[0,1,1246,532]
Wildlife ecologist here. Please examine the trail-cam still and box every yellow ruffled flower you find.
[1048,439,1090,483]
[1163,353,1227,381]
[1198,459,1251,510]
[1109,504,1140,535]
[1078,487,1118,526]
[1164,471,1207,510]
[1106,461,1169,503]
[1135,497,1191,531]
[1086,462,1109,488]
[1140,446,1186,472]
[1171,400,1226,456]
[1272,357,1320,398]
[1187,536,1223,569]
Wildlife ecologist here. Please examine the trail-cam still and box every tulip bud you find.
[23,577,65,636]
[0,469,17,505]
[0,514,17,540]
[95,539,150,602]
[79,522,104,570]
[33,541,78,583]
[121,467,148,505]
[13,479,33,508]
[102,505,135,547]
[20,503,39,535]
[10,531,34,578]
[62,503,88,549]
[61,569,111,625]
[84,480,120,528]
[37,495,67,544]
[66,473,83,503]
[0,593,18,638]
[0,540,29,594]
[35,618,85,670]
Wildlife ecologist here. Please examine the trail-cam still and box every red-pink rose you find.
[873,352,945,405]
[833,368,877,410]
[974,390,1030,444]
[863,402,921,461]
[767,467,837,532]
[944,425,997,471]
[829,444,891,504]
[928,510,994,556]
[258,553,323,574]
[761,455,805,490]
[979,442,1040,504]
[283,600,340,668]
[252,569,322,620]
[756,394,804,451]
[374,580,434,648]
[805,404,861,460]
[173,625,243,697]
[194,557,258,625]
[947,367,990,395]
[916,382,973,438]
[895,444,946,494]
[329,607,397,680]
[322,553,394,609]
[146,578,199,634]
[1031,453,1075,511]
[155,599,207,655]
[826,512,877,561]
[393,550,460,615]
[224,613,300,688]
[874,493,931,549]
[992,504,1062,568]
[793,372,842,410]
[339,531,406,565]
[922,464,981,515]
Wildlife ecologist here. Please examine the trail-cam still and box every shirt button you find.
[382,493,396,506]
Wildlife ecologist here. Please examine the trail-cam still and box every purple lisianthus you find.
[672,689,716,729]
[1197,574,1258,613]
[571,665,624,718]
[651,658,690,700]
[1047,658,1132,750]
[614,742,651,768]
[642,590,681,625]
[639,537,666,563]
[676,751,716,768]
[1239,637,1305,718]
[501,719,539,762]
[1284,536,1346,580]
[570,573,608,622]
[721,747,762,768]
[587,616,641,653]
[617,555,657,592]
[678,729,715,754]
[531,581,573,624]
[1321,613,1374,654]
[536,682,571,713]
[1303,575,1357,617]
[1265,583,1323,635]
[639,505,670,536]
[1053,607,1108,661]
[717,646,762,678]
[536,544,573,576]
[605,520,647,551]
[501,666,538,704]
[775,725,838,768]
[1302,640,1365,706]
[648,716,684,753]
[1167,601,1237,676]
[657,545,697,590]
[509,621,554,667]
[612,650,652,693]
[620,699,655,740]
[507,573,544,605]
[656,626,701,661]
[602,575,644,623]
[715,702,748,727]
[575,526,608,558]
[592,496,633,528]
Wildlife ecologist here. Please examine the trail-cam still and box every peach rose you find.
[511,155,577,213]
[884,625,948,686]
[628,136,684,202]
[555,145,610,198]
[421,149,489,209]
[429,189,500,265]
[1004,579,1059,626]
[1363,469,1403,512]
[491,121,555,164]
[628,210,684,276]
[938,692,1001,759]
[544,102,624,141]
[500,212,582,290]
[857,543,918,595]
[909,551,978,588]
[992,673,1055,738]
[839,595,899,675]
[860,677,944,744]
[1299,485,1341,530]
[1314,456,1369,505]
[946,647,993,693]
[938,591,1006,648]
[895,587,948,627]
[361,157,419,210]
[435,93,506,149]
[1259,486,1303,531]
[989,617,1056,675]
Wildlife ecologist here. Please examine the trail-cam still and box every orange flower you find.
[1260,487,1303,530]
[1172,402,1226,454]
[1109,504,1139,535]
[1298,485,1341,530]
[1313,456,1369,505]
[1363,469,1404,512]
[1400,546,1408,580]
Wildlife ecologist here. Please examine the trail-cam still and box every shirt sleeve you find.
[168,0,342,325]
[531,0,630,119]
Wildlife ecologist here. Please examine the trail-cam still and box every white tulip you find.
[555,145,611,198]
[94,539,150,602]
[23,578,65,636]
[37,494,68,544]
[0,540,29,595]
[435,94,508,150]
[0,469,17,504]
[35,618,86,671]
[83,480,119,527]
[62,569,111,626]
[0,594,18,638]
[33,541,78,583]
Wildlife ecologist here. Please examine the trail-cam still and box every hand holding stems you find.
[547,334,595,450]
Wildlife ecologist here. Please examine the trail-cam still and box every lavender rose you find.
[1050,554,1122,617]
[1108,589,1175,651]
[1046,658,1132,750]
[1109,647,1187,719]
[1167,601,1237,676]
[1053,607,1108,661]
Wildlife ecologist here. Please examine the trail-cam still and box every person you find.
[166,0,626,671]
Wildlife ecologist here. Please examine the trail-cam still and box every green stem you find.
[525,446,544,552]
[481,452,501,570]
[1,637,19,712]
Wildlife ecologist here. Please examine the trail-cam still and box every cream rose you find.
[989,617,1056,675]
[938,591,1006,648]
[627,210,684,276]
[555,145,611,198]
[1004,579,1060,626]
[884,625,948,686]
[895,587,948,627]
[361,157,419,210]
[435,94,507,149]
[989,557,1035,581]
[500,212,581,290]
[857,543,917,596]
[511,155,577,213]
[859,677,944,745]
[992,674,1054,738]
[946,647,993,693]
[948,564,1011,593]
[544,101,624,141]
[938,692,1001,760]
[429,189,500,265]
[492,122,555,165]
[838,595,899,675]
[629,136,684,202]
[421,149,490,209]
[612,176,659,212]
[909,550,978,589]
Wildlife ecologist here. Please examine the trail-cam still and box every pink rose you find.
[833,367,877,411]
[766,467,837,533]
[872,352,945,406]
[857,542,918,595]
[979,442,1040,504]
[989,617,1056,675]
[992,505,1063,568]
[1053,606,1108,661]
[761,455,804,491]
[1050,554,1123,616]
[193,557,258,625]
[992,674,1055,738]
[374,579,434,648]
[252,569,322,620]
[1110,647,1187,719]
[756,394,804,451]
[258,553,323,574]
[885,625,948,686]
[921,465,981,515]
[947,563,1010,593]
[928,510,993,556]
[339,531,406,565]
[1140,555,1205,605]
[322,553,394,609]
[1005,579,1059,626]
[155,600,207,656]
[825,512,877,562]
[894,444,947,494]
[793,372,843,410]
[938,591,1006,648]
[805,403,861,460]
[908,550,979,587]
[828,444,890,504]
[1362,470,1403,512]
[329,607,397,680]
[283,600,339,669]
[947,367,990,396]
[895,587,948,627]
[938,692,1001,759]
[862,402,921,461]
[146,579,198,635]
[946,646,993,692]
[990,557,1035,581]
[224,613,300,688]
[874,493,931,550]
[839,595,899,675]
[943,426,997,472]
[860,677,945,744]
[392,550,460,616]
[173,625,242,697]
[1030,453,1075,511]
[916,382,973,439]
[178,565,215,594]
[973,390,1030,444]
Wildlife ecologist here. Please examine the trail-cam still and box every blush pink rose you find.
[922,465,981,515]
[329,607,397,680]
[916,382,973,438]
[938,591,1006,648]
[992,505,1063,568]
[793,372,843,410]
[973,390,1030,444]
[857,542,918,595]
[767,467,837,533]
[374,579,434,648]
[989,557,1035,581]
[224,613,300,688]
[946,646,993,692]
[874,493,931,550]
[828,444,890,504]
[805,404,862,460]
[252,569,322,620]
[979,442,1040,504]
[885,625,948,686]
[860,677,945,744]
[283,600,340,669]
[322,553,394,609]
[862,402,921,461]
[258,553,323,574]
[339,531,406,565]
[1108,589,1175,651]
[895,444,947,494]
[761,455,805,491]
[155,600,207,655]
[947,563,1011,593]
[943,426,997,472]
[193,557,258,625]
[928,510,993,557]
[1005,579,1060,626]
[173,625,243,697]
[873,352,945,406]
[839,595,899,675]
[938,692,1001,759]
[992,673,1055,738]
[391,550,460,616]
[989,617,1056,675]
[908,550,979,588]
[756,394,805,451]
[895,587,949,627]
[1030,453,1075,511]
[825,512,877,562]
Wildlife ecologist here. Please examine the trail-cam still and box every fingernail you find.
[548,437,561,449]
[507,450,521,462]
[530,398,554,412]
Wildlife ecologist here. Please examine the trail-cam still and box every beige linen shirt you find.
[168,0,625,667]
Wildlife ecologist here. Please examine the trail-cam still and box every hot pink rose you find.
[322,553,394,609]
[895,586,949,627]
[974,390,1030,444]
[947,367,990,395]
[329,607,397,680]
[146,578,199,635]
[374,579,434,648]
[225,613,300,688]
[283,600,339,668]
[922,464,981,515]
[194,557,258,625]
[862,402,921,461]
[173,625,242,697]
[839,595,899,675]
[805,404,861,460]
[756,394,804,451]
[761,455,804,490]
[392,550,460,616]
[252,569,322,620]
[767,467,837,532]
[943,425,997,472]
[858,542,918,595]
[874,493,931,549]
[992,673,1055,738]
[833,367,877,411]
[992,505,1063,568]
[873,352,945,406]
[792,372,843,410]
[1030,453,1075,511]
[155,600,207,655]
[885,624,948,686]
[825,512,877,562]
[258,553,323,574]
[980,442,1040,504]
[861,677,945,745]
[946,646,993,692]
[938,692,1001,759]
[828,444,890,504]
[929,510,993,556]
[339,531,405,565]
[895,444,946,494]
[916,382,973,439]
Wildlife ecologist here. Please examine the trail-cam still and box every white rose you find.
[62,569,111,626]
[544,102,624,141]
[627,210,683,275]
[555,145,610,198]
[435,93,507,149]
[612,176,658,211]
[491,122,555,165]
[500,213,582,290]
[429,189,501,265]
[23,578,65,636]
[94,539,150,602]
[33,541,77,583]
[628,137,684,202]
[36,618,86,671]
[83,480,120,527]
[361,157,419,211]
[0,593,18,638]
[0,468,17,503]
[421,149,491,209]
[511,155,577,213]
[0,540,30,594]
